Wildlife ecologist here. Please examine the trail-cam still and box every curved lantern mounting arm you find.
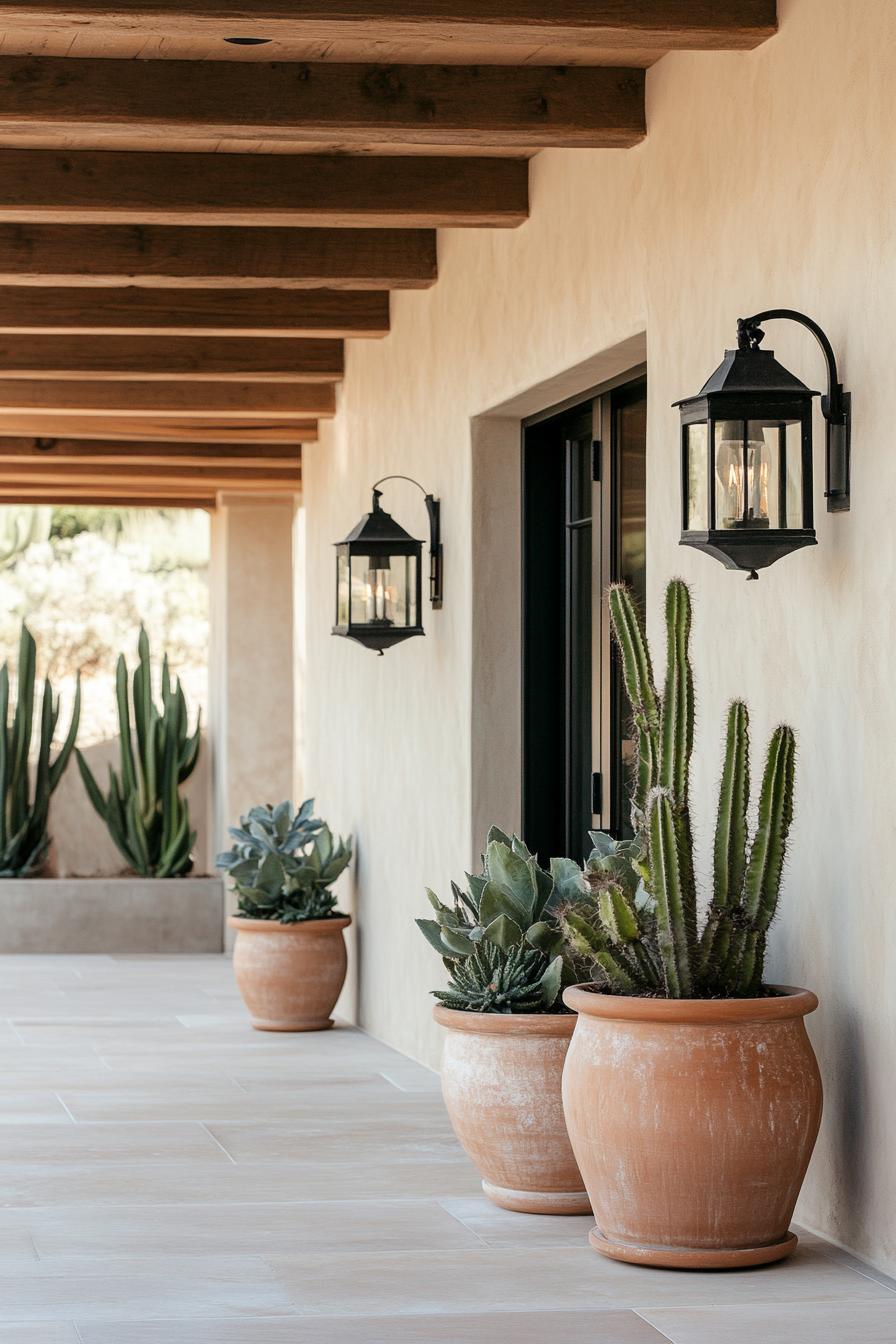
[737,308,851,512]
[372,475,443,608]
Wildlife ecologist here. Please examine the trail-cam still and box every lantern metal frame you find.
[676,308,851,578]
[332,475,442,654]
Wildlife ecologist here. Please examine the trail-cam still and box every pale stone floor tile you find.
[440,1194,595,1246]
[76,1309,669,1343]
[0,1122,230,1164]
[0,1092,72,1124]
[638,1299,896,1343]
[0,1157,482,1207]
[267,1243,891,1317]
[0,1255,292,1322]
[0,1326,79,1341]
[58,1076,435,1121]
[28,1198,483,1257]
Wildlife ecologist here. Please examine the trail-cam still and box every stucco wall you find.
[303,0,896,1272]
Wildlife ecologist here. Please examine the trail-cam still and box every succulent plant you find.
[76,627,200,878]
[0,622,80,877]
[218,799,352,923]
[558,579,796,999]
[418,827,581,1013]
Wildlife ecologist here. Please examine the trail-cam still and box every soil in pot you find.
[562,984,822,1268]
[434,1005,590,1215]
[229,915,351,1032]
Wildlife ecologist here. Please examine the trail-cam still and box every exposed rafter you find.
[0,380,335,418]
[0,336,344,382]
[0,151,528,228]
[0,437,301,468]
[0,59,644,154]
[0,225,437,289]
[0,288,390,338]
[0,4,779,66]
[0,416,316,444]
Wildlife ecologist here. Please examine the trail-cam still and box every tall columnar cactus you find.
[76,628,200,878]
[0,623,80,877]
[559,580,796,998]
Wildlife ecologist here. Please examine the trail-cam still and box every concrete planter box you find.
[0,878,224,953]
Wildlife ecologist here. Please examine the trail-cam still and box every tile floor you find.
[0,953,893,1342]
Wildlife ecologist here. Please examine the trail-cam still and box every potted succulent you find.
[418,831,589,1214]
[218,799,352,1032]
[559,579,821,1268]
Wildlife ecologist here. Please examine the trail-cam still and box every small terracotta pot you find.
[229,915,351,1032]
[562,984,822,1268]
[434,1005,590,1215]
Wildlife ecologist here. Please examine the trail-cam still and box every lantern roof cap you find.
[675,347,819,406]
[337,489,422,547]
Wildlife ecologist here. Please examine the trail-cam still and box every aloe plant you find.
[418,827,582,1013]
[0,623,80,876]
[76,627,200,878]
[218,799,352,923]
[559,579,796,998]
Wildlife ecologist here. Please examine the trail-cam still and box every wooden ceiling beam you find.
[0,58,645,152]
[0,380,335,418]
[0,5,780,64]
[0,150,528,228]
[0,416,314,444]
[0,224,436,290]
[0,438,302,467]
[0,335,344,381]
[0,417,314,444]
[0,462,300,490]
[0,288,389,337]
[0,491,219,508]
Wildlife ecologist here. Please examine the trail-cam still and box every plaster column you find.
[210,492,299,941]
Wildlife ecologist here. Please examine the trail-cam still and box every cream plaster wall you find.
[303,0,896,1272]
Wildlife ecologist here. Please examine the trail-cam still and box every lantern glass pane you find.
[744,419,804,528]
[685,422,708,530]
[336,546,350,627]
[349,552,418,628]
[785,421,804,527]
[714,419,773,531]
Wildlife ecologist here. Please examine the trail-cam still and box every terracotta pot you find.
[562,984,822,1268]
[229,915,351,1032]
[434,1005,590,1214]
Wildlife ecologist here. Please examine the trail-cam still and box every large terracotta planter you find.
[434,1005,589,1214]
[229,915,351,1032]
[562,984,822,1268]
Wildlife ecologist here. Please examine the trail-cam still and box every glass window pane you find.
[336,547,350,626]
[568,435,593,524]
[685,423,708,530]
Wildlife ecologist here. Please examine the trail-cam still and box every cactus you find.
[558,579,796,999]
[0,623,80,877]
[418,827,572,1013]
[217,799,352,923]
[76,627,200,878]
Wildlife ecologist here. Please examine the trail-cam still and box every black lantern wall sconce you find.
[332,476,443,654]
[676,308,851,578]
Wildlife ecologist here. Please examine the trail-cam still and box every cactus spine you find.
[0,623,80,877]
[77,627,200,878]
[559,579,797,999]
